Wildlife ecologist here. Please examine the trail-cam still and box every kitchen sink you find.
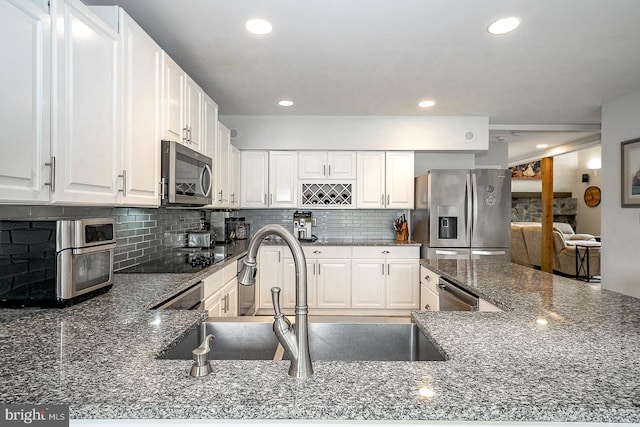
[160,317,446,362]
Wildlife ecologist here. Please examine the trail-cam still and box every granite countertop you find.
[0,253,639,423]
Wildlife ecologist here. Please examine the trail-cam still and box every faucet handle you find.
[190,334,215,377]
[271,287,284,318]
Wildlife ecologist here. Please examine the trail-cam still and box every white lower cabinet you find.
[203,262,238,317]
[420,266,440,312]
[259,245,419,315]
[256,246,284,310]
[352,246,420,311]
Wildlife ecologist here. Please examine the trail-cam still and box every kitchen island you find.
[0,253,639,425]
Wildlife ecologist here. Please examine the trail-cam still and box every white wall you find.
[601,89,640,298]
[575,146,602,235]
[221,115,488,151]
[511,152,579,193]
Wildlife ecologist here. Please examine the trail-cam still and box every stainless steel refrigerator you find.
[412,169,511,259]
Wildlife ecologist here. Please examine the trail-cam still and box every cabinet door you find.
[52,0,119,204]
[240,151,268,208]
[203,96,218,162]
[386,260,420,309]
[0,0,51,203]
[298,152,326,179]
[257,246,282,310]
[327,152,356,180]
[269,151,297,208]
[351,259,385,308]
[204,289,222,317]
[120,9,160,206]
[184,75,203,152]
[222,278,238,317]
[316,259,350,308]
[161,52,185,143]
[229,146,241,207]
[420,284,439,312]
[385,151,414,209]
[215,123,230,206]
[283,259,316,309]
[356,152,385,208]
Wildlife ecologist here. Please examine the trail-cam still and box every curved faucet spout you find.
[238,224,313,378]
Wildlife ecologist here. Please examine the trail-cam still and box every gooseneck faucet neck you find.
[238,224,313,378]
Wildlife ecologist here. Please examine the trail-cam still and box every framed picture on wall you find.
[621,137,640,207]
[510,160,542,180]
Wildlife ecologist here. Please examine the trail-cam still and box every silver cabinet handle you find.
[318,264,321,275]
[218,190,223,203]
[381,264,384,275]
[263,194,266,205]
[313,250,321,254]
[382,250,390,254]
[313,264,316,275]
[183,126,189,144]
[270,194,273,205]
[387,194,390,205]
[278,251,281,263]
[387,264,390,275]
[323,164,326,176]
[118,170,127,197]
[230,193,235,204]
[425,304,431,311]
[328,165,331,176]
[381,194,384,205]
[159,178,165,200]
[44,156,56,193]
[425,275,431,281]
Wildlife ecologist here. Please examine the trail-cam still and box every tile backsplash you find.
[236,209,405,241]
[0,205,406,271]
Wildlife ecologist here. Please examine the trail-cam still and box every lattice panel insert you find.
[301,183,353,206]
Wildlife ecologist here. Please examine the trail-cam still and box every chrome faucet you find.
[237,224,313,378]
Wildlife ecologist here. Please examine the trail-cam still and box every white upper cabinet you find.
[240,151,268,208]
[385,151,414,209]
[161,53,186,143]
[299,151,356,180]
[214,122,231,207]
[184,75,203,152]
[356,152,385,208]
[161,53,203,152]
[356,151,414,209]
[0,0,51,203]
[52,0,119,204]
[118,8,161,206]
[229,145,241,207]
[203,95,218,165]
[269,151,297,208]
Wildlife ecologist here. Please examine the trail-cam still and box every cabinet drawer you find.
[283,246,351,259]
[352,246,419,259]
[203,271,224,298]
[420,266,440,294]
[223,262,237,284]
[304,246,351,259]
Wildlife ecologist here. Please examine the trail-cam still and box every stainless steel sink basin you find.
[160,317,446,362]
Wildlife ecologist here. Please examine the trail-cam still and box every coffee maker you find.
[293,211,312,241]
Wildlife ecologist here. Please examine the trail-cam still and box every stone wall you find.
[511,195,578,230]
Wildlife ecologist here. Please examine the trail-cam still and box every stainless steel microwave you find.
[0,218,116,308]
[160,140,213,206]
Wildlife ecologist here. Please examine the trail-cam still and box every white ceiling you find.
[82,0,640,159]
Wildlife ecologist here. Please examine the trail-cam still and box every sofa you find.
[511,222,600,277]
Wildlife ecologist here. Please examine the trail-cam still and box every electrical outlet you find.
[312,218,317,227]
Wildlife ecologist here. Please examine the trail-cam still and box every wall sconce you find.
[588,158,602,176]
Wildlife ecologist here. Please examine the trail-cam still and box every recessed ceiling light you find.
[245,18,272,35]
[536,144,549,149]
[488,17,520,35]
[418,100,435,108]
[278,99,294,107]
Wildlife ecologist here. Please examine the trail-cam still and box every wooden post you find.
[541,157,554,273]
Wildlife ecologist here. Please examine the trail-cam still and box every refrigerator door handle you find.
[472,250,506,256]
[465,172,472,245]
[471,172,478,244]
